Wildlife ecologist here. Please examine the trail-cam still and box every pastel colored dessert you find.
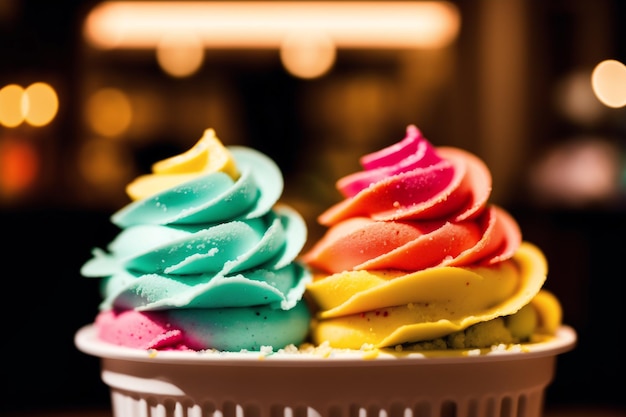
[302,124,563,350]
[75,125,576,417]
[81,129,312,351]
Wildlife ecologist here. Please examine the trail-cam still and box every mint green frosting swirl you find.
[111,146,283,226]
[82,145,312,351]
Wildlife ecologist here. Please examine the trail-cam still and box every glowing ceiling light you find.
[84,1,460,50]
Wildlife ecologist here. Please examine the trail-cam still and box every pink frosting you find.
[337,125,442,197]
[95,310,197,351]
[303,125,522,274]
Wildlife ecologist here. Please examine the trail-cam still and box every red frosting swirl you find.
[303,125,522,274]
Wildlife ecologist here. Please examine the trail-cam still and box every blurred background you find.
[1,0,625,415]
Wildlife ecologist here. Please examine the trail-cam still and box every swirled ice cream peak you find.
[337,125,442,197]
[127,128,239,200]
[82,129,311,351]
[112,129,283,227]
[321,125,492,226]
[303,125,562,350]
[304,125,520,275]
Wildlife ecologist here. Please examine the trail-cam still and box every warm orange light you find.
[0,84,25,127]
[156,32,205,78]
[0,82,59,128]
[23,82,59,127]
[0,139,39,197]
[85,88,133,138]
[591,59,626,108]
[78,137,133,191]
[280,31,336,79]
[84,1,460,50]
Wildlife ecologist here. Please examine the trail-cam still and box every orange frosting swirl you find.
[303,125,522,274]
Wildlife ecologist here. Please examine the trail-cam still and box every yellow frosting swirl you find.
[309,242,557,349]
[126,128,239,201]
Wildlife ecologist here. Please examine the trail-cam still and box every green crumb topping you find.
[399,306,538,351]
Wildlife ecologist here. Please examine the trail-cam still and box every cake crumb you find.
[260,345,274,355]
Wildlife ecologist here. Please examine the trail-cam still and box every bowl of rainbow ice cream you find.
[75,126,575,417]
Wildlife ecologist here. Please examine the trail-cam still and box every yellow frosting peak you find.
[126,129,239,201]
[152,129,238,177]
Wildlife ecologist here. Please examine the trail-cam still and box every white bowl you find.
[75,324,576,417]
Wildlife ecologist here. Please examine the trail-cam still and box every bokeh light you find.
[156,32,205,78]
[0,84,26,127]
[22,82,59,126]
[591,59,626,108]
[280,31,336,79]
[85,87,133,138]
[78,137,133,192]
[0,82,59,127]
[554,69,606,126]
[529,137,622,207]
[0,138,39,197]
[84,1,460,50]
